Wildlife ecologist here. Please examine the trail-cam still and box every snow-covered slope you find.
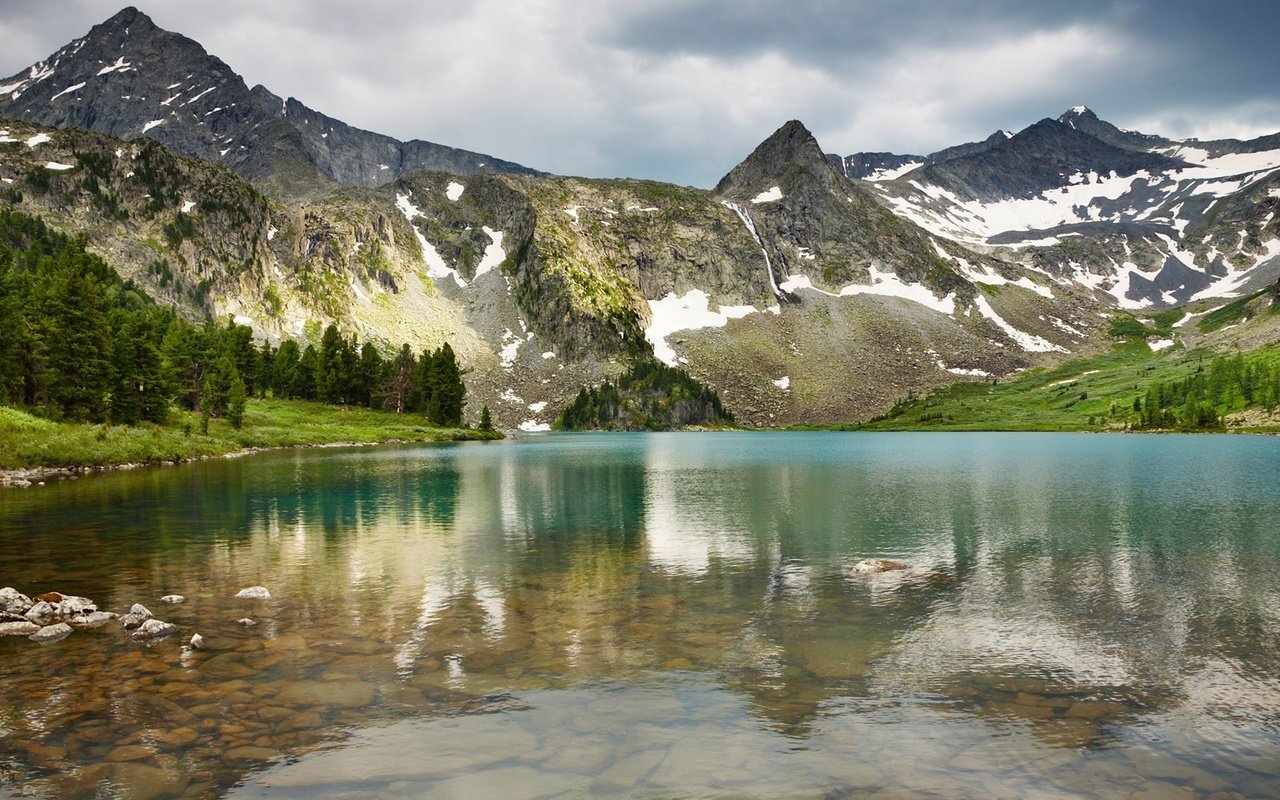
[837,108,1280,309]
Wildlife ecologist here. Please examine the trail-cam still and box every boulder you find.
[56,596,97,616]
[0,587,33,614]
[132,619,178,641]
[187,633,204,650]
[24,600,59,626]
[29,622,73,643]
[67,611,117,630]
[849,558,911,575]
[159,595,185,604]
[0,620,41,636]
[34,591,65,603]
[119,603,153,629]
[235,586,271,600]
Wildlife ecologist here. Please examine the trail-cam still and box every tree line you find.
[0,209,468,428]
[1131,351,1280,430]
[556,359,733,430]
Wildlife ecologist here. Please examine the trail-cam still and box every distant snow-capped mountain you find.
[830,106,1280,309]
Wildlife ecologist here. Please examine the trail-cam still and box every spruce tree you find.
[479,404,493,432]
[40,249,112,421]
[227,369,247,429]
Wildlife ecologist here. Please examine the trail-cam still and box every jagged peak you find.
[1058,105,1100,124]
[92,6,158,37]
[715,119,832,195]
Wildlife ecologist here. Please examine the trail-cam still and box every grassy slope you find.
[0,399,502,471]
[850,341,1280,433]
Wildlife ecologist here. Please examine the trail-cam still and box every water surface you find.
[1,432,1279,798]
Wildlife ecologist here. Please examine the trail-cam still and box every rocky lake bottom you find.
[1,432,1278,799]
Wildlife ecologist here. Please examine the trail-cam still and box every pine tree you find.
[226,369,247,429]
[273,339,301,398]
[386,344,417,414]
[428,342,465,426]
[478,404,493,432]
[317,324,345,404]
[40,248,113,421]
[357,342,383,408]
[293,345,319,400]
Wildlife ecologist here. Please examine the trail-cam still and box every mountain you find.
[0,7,537,197]
[835,107,1280,309]
[3,8,1280,430]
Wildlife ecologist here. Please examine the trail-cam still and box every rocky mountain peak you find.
[715,119,835,196]
[1058,105,1097,123]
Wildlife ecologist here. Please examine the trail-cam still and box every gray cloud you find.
[1,1,1277,187]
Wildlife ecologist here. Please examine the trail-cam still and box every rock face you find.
[0,8,537,197]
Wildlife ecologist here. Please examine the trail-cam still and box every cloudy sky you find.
[2,1,1278,187]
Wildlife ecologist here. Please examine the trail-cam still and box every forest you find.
[0,209,471,429]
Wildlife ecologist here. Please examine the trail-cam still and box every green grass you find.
[853,341,1280,432]
[0,399,501,471]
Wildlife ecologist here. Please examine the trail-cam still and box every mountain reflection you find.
[1,433,1279,797]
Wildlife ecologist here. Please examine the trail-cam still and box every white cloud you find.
[1,2,1278,187]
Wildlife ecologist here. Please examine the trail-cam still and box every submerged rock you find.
[236,618,257,627]
[119,603,153,630]
[850,558,911,575]
[29,622,73,643]
[159,595,185,605]
[187,633,204,650]
[0,620,41,636]
[132,619,179,640]
[67,611,117,630]
[235,586,271,600]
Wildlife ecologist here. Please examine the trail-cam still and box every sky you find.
[2,1,1279,187]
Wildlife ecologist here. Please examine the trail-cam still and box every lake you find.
[1,432,1279,799]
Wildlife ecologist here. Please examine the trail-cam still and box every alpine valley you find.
[3,7,1280,430]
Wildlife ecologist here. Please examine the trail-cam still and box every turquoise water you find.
[1,432,1279,798]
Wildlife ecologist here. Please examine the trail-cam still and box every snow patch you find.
[43,162,74,171]
[862,161,924,182]
[233,315,253,326]
[751,186,783,204]
[25,133,52,148]
[772,376,790,390]
[834,265,956,314]
[1149,339,1175,352]
[519,421,551,432]
[937,361,990,378]
[973,296,1065,352]
[499,329,522,368]
[445,182,465,202]
[267,226,277,241]
[475,227,505,277]
[49,82,86,102]
[141,119,165,134]
[179,200,195,213]
[528,401,547,413]
[396,192,466,287]
[646,289,759,367]
[564,206,579,223]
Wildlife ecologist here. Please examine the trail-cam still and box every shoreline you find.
[1,429,503,488]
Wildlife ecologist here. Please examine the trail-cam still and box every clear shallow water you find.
[0,432,1279,798]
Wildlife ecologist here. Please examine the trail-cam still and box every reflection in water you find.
[0,433,1278,798]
